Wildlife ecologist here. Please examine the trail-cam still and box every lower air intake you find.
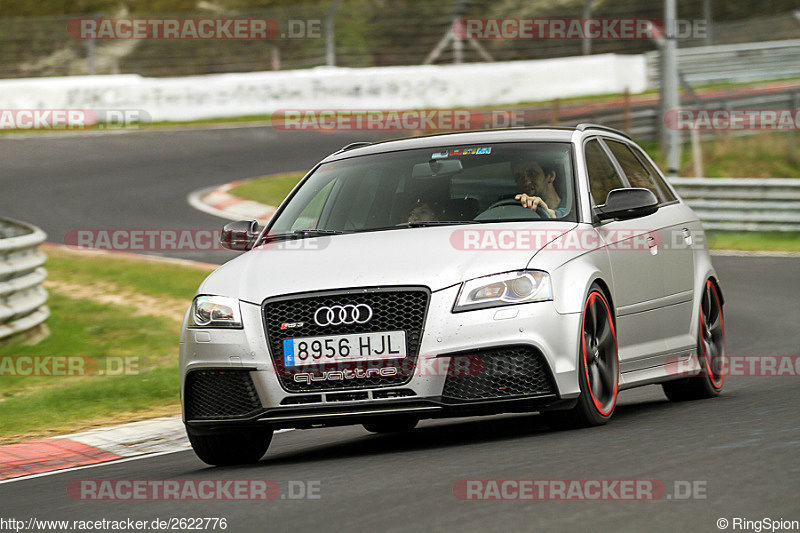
[441,345,556,402]
[184,369,262,419]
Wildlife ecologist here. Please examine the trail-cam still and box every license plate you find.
[283,330,406,367]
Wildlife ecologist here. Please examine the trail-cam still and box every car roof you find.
[320,127,581,162]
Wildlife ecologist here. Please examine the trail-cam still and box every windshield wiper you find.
[292,229,346,237]
[394,220,482,228]
[343,220,481,235]
[261,229,346,242]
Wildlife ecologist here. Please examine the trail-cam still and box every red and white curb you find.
[0,416,188,481]
[187,181,276,225]
[62,416,190,458]
[0,416,294,482]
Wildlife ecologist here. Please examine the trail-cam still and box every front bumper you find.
[179,284,582,428]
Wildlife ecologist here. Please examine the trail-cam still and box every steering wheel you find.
[484,197,550,219]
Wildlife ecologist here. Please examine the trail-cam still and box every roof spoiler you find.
[334,142,372,154]
[575,123,631,139]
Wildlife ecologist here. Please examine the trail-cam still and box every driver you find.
[407,200,439,223]
[512,160,568,219]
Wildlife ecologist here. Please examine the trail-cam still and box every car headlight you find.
[453,270,552,312]
[189,295,243,328]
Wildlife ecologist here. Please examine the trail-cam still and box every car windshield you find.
[268,142,576,237]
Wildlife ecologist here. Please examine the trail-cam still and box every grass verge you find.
[643,132,800,179]
[705,231,800,253]
[227,171,306,207]
[0,247,213,444]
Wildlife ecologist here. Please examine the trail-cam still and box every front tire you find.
[663,279,725,401]
[543,285,619,429]
[187,428,273,466]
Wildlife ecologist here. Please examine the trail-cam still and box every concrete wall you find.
[0,54,647,122]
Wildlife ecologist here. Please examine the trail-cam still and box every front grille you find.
[184,369,262,419]
[280,394,322,405]
[326,391,369,402]
[263,287,429,392]
[441,346,556,402]
[372,388,416,399]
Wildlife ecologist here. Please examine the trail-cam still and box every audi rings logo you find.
[314,304,373,326]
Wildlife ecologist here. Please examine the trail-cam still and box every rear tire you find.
[543,285,619,430]
[363,417,419,434]
[663,280,725,401]
[187,428,273,466]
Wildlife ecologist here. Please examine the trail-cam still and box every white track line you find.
[0,449,188,485]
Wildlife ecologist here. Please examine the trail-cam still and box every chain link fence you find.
[0,0,798,78]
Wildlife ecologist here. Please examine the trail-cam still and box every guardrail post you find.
[789,92,799,164]
[325,1,339,67]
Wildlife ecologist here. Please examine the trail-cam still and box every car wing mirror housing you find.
[220,220,260,251]
[594,188,659,221]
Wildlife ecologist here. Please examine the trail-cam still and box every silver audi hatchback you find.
[180,124,726,465]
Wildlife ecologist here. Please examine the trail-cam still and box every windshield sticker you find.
[433,147,492,158]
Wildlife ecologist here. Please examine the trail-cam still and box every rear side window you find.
[605,140,668,203]
[628,145,677,203]
[584,139,625,205]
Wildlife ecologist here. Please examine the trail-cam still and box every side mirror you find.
[220,220,260,251]
[594,188,659,221]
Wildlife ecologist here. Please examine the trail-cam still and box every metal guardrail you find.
[543,86,800,143]
[0,218,49,342]
[646,39,800,88]
[668,178,800,232]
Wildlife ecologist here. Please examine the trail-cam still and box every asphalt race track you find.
[0,126,391,264]
[1,127,799,532]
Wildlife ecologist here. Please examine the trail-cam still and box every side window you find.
[604,140,665,202]
[291,179,336,231]
[584,139,625,205]
[629,145,677,203]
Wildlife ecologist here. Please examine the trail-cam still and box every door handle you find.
[647,235,658,255]
[682,228,693,245]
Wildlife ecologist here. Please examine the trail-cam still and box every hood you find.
[199,222,578,302]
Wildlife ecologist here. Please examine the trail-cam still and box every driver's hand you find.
[515,194,555,218]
